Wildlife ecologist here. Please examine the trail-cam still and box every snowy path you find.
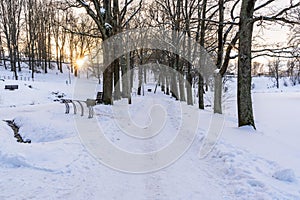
[92,93,227,199]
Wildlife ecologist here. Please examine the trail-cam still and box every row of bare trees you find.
[72,0,299,129]
[0,0,100,80]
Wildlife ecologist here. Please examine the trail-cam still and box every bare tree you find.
[0,0,24,79]
[24,0,37,78]
[236,0,300,129]
[197,0,207,110]
[153,0,183,101]
[237,0,256,129]
[87,41,103,84]
[73,0,142,105]
[213,0,225,114]
[268,58,281,88]
[0,34,7,69]
[208,0,240,114]
[288,6,300,85]
[287,59,300,85]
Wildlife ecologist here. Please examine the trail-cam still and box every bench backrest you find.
[86,99,97,107]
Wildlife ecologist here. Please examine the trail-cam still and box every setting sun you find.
[76,58,85,68]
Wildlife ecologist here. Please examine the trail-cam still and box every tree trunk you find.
[198,74,204,108]
[170,55,179,100]
[237,0,256,129]
[0,35,7,69]
[186,36,193,105]
[121,56,128,98]
[47,23,51,72]
[198,0,207,110]
[17,47,21,72]
[12,50,18,80]
[165,57,170,96]
[130,52,134,89]
[103,65,113,105]
[143,65,147,84]
[102,42,113,105]
[214,0,224,114]
[137,49,143,96]
[56,43,59,71]
[113,58,121,100]
[186,63,193,105]
[127,49,132,104]
[178,57,186,102]
[166,73,170,95]
[214,73,222,113]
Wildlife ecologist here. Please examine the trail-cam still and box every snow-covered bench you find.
[4,85,18,90]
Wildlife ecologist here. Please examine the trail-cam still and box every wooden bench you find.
[5,85,18,90]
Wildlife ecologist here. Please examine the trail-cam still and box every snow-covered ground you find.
[0,66,300,200]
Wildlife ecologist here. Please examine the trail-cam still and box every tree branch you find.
[254,0,276,11]
[252,46,294,54]
[252,54,296,59]
[253,2,300,25]
[122,0,143,28]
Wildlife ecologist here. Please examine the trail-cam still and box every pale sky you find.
[251,0,296,64]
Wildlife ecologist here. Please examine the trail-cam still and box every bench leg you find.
[88,107,94,118]
[65,103,70,114]
[75,100,84,116]
[71,101,77,114]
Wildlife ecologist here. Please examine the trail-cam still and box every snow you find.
[0,64,300,200]
[100,7,106,14]
[104,22,112,29]
[79,0,88,6]
[214,69,220,74]
[273,169,296,183]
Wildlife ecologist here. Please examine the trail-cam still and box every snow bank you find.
[12,105,76,143]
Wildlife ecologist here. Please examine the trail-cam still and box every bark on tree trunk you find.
[177,46,185,101]
[214,73,222,114]
[113,58,121,100]
[186,37,193,105]
[214,0,224,114]
[170,55,179,100]
[143,65,147,84]
[198,0,207,110]
[237,0,256,129]
[198,74,204,108]
[17,47,21,72]
[121,56,128,98]
[137,50,143,96]
[130,53,134,89]
[166,75,170,95]
[102,41,113,105]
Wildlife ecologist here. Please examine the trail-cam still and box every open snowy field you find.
[0,68,300,200]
